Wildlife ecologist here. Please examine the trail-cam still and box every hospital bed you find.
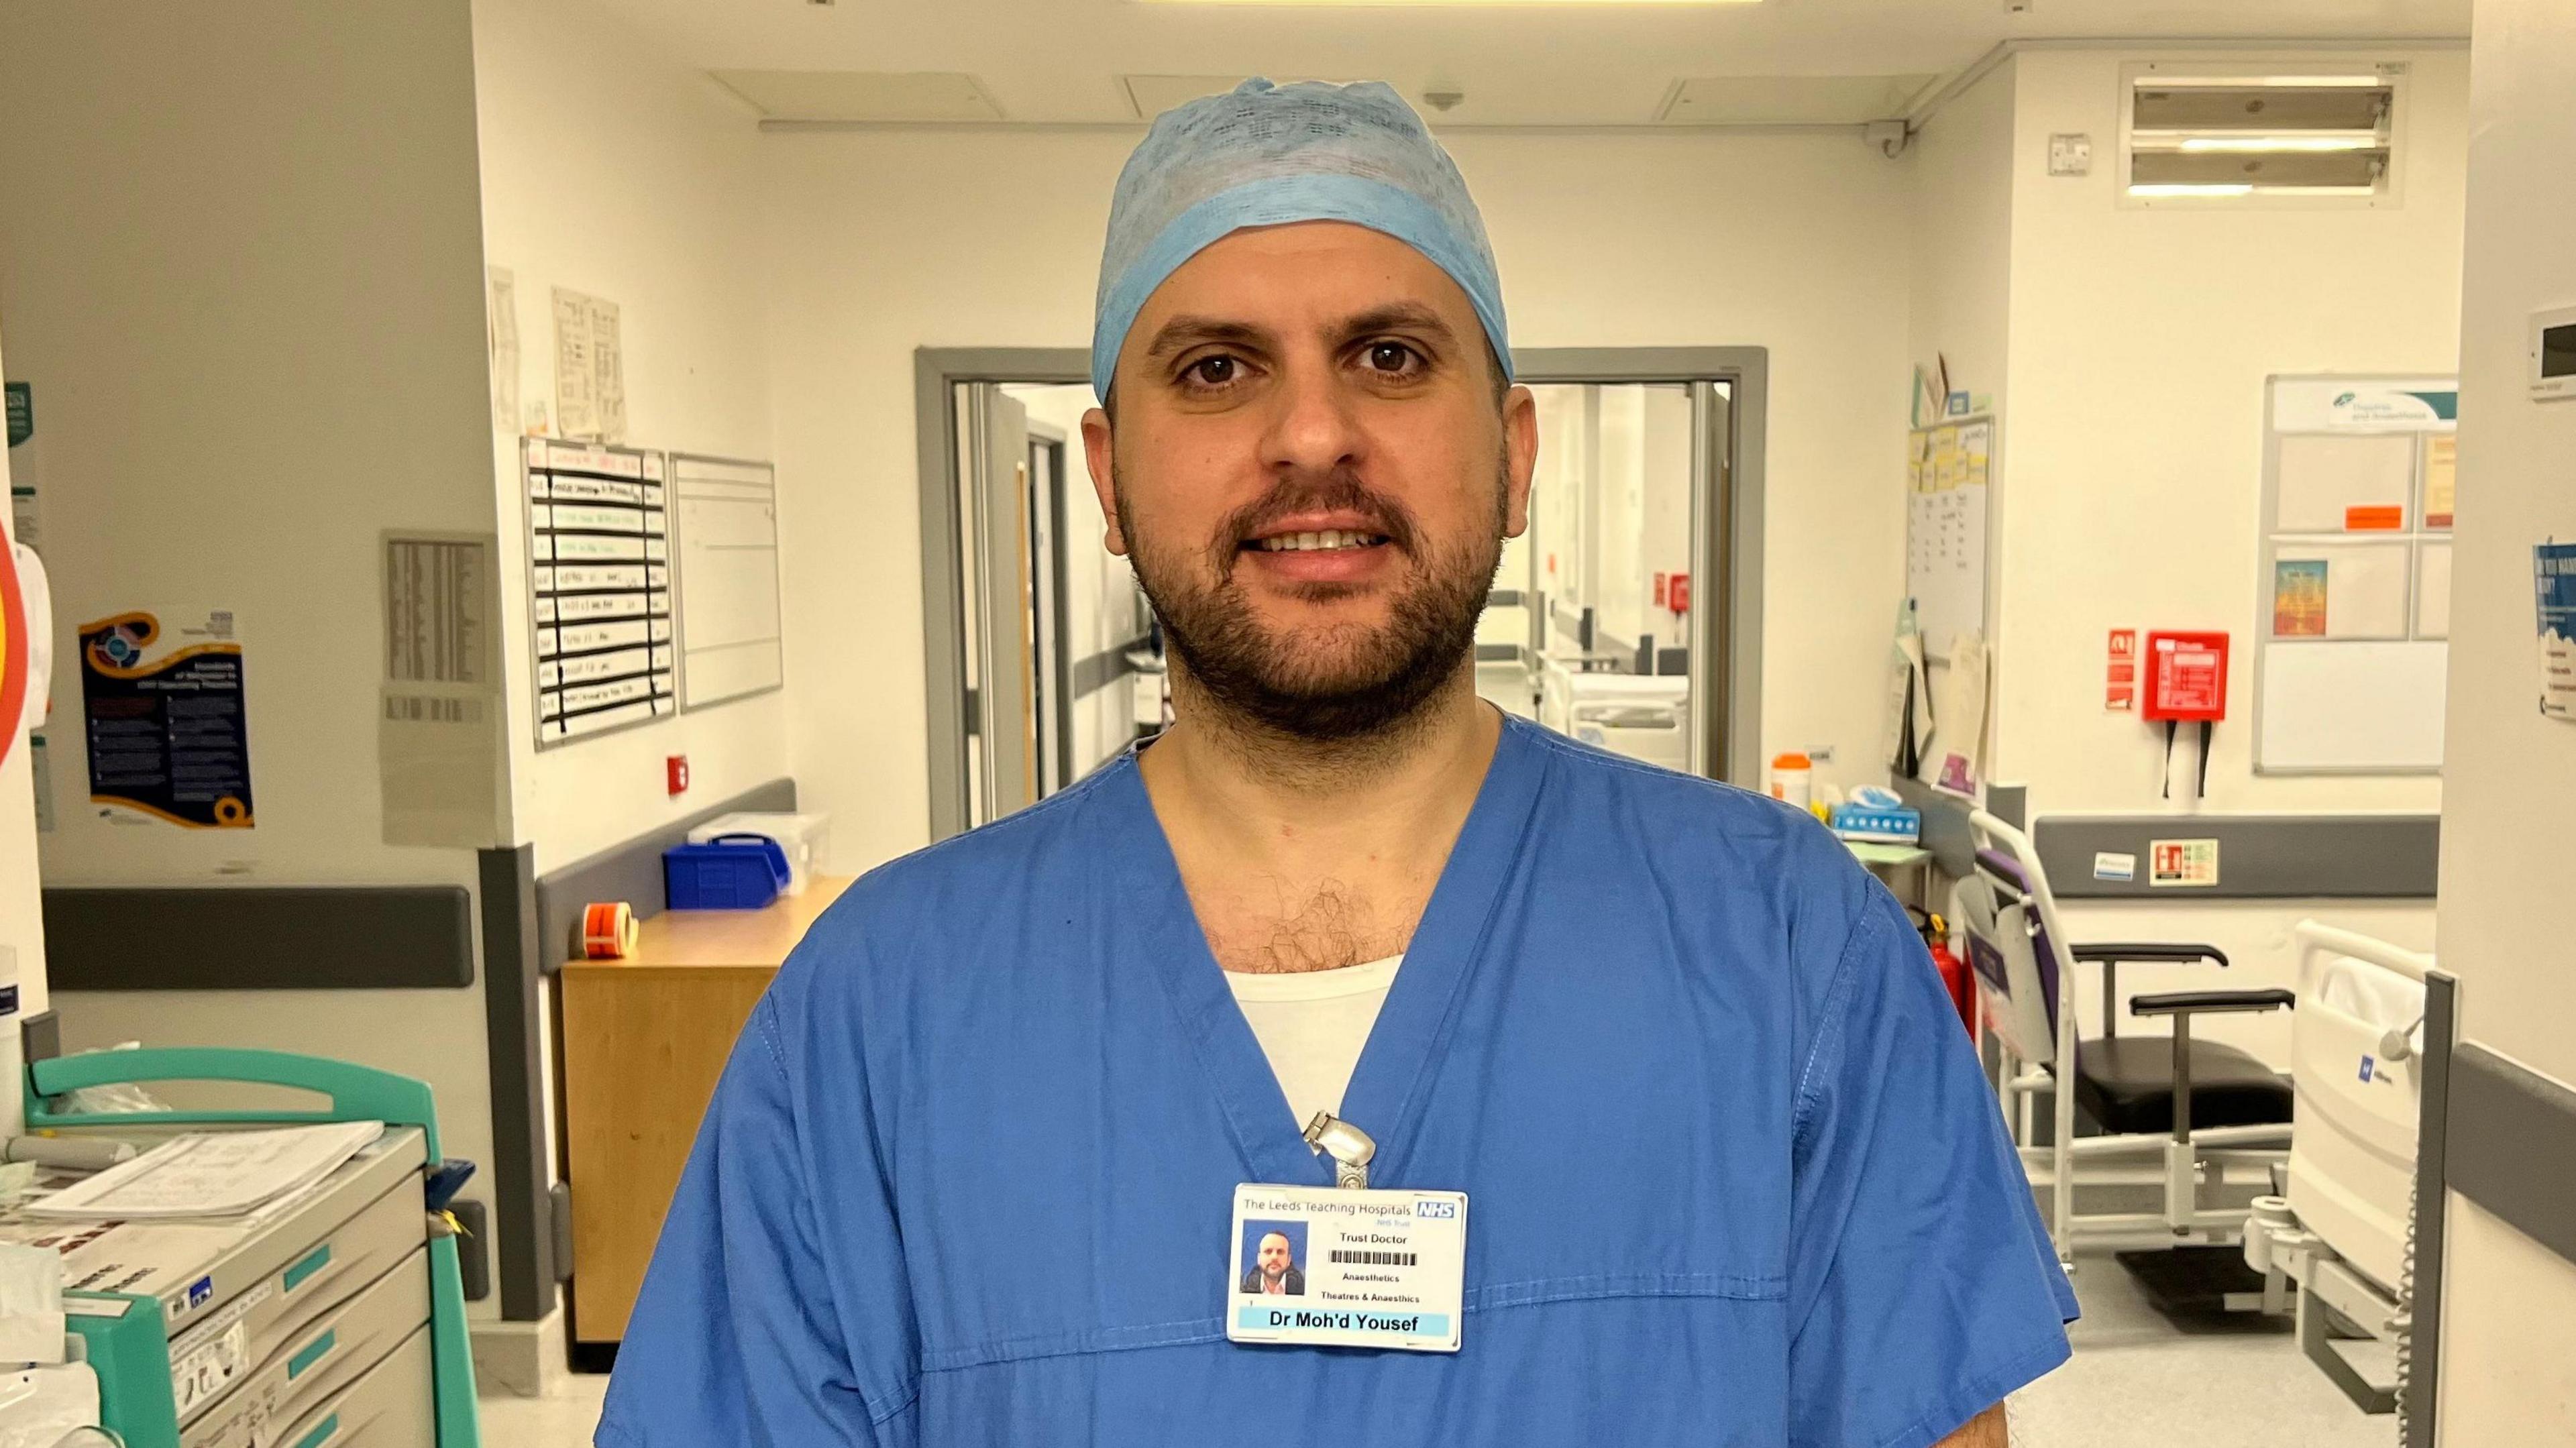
[1535,656,1688,772]
[2,1048,479,1448]
[2242,921,2443,1419]
[1960,812,2294,1266]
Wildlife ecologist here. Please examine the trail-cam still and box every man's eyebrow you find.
[1336,303,1463,349]
[1138,316,1271,366]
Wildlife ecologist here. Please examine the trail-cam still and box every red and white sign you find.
[2144,631,2230,722]
[2104,628,2136,712]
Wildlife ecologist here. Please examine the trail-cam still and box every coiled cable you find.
[2393,1172,2420,1435]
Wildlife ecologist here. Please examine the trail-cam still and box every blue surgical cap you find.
[1091,78,1513,402]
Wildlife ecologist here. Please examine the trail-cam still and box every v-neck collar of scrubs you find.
[1112,713,1550,1189]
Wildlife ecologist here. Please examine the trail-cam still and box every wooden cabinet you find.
[557,878,851,1345]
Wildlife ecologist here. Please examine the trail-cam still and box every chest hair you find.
[1200,875,1417,974]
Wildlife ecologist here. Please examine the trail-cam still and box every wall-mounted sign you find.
[78,606,254,828]
[2539,541,2576,723]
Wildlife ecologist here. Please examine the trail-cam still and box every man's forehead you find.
[1136,222,1481,337]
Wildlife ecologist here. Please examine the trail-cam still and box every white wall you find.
[764,127,1915,870]
[1994,48,2466,818]
[2434,3,2576,1435]
[1964,49,2469,1062]
[472,0,789,875]
[1904,59,2017,783]
[1907,59,2017,453]
[0,0,506,1305]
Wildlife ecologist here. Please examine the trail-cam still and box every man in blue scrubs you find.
[602,79,2074,1447]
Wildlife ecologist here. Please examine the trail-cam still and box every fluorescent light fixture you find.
[2126,182,2381,198]
[2141,74,2383,89]
[2175,135,2383,153]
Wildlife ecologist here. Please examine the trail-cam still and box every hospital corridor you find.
[1,0,2574,1445]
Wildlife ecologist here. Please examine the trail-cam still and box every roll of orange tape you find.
[582,901,638,959]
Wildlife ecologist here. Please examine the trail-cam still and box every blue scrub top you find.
[600,718,2076,1447]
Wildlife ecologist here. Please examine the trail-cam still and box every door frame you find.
[914,345,1769,843]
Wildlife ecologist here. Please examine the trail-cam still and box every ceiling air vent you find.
[2119,61,2403,207]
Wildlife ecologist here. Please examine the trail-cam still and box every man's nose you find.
[1258,353,1365,478]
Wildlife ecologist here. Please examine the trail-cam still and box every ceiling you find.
[596,0,2470,127]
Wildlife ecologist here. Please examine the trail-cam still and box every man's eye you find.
[1365,342,1422,376]
[1184,355,1239,388]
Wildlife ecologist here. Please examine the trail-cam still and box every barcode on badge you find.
[1330,1249,1417,1266]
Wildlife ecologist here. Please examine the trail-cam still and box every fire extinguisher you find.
[1927,934,1975,1036]
[1909,905,1976,1036]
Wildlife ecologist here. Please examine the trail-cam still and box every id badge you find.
[1226,1182,1467,1353]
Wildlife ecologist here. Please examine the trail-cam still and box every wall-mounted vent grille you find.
[2121,62,2403,206]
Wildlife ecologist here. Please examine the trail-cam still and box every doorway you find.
[916,347,1768,839]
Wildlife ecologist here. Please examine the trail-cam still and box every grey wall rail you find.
[44,885,474,989]
[2032,814,2438,899]
[2444,1041,2576,1272]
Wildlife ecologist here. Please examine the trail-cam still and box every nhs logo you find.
[1415,1200,1458,1219]
[2359,1056,2376,1084]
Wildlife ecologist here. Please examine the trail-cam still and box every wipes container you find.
[685,812,830,895]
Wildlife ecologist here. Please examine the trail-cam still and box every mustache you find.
[1211,472,1420,569]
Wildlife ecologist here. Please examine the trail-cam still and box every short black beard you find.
[1119,466,1505,746]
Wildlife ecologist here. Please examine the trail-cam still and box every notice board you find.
[2255,376,2453,774]
[1905,416,1994,662]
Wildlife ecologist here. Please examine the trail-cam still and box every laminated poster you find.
[2424,436,2457,530]
[79,606,254,828]
[2273,559,2328,638]
[2540,542,2576,724]
[5,381,39,553]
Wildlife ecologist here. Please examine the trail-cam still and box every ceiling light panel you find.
[710,70,1004,123]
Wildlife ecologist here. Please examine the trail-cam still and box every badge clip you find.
[1303,1113,1375,1190]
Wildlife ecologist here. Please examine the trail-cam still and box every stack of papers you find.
[21,1123,383,1221]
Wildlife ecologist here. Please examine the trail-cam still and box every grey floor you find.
[2011,1250,2401,1448]
[479,1370,608,1445]
[482,1251,2402,1446]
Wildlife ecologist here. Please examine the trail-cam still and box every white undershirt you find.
[1224,955,1403,1132]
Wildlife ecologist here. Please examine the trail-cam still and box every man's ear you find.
[1501,385,1538,539]
[1081,406,1127,556]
